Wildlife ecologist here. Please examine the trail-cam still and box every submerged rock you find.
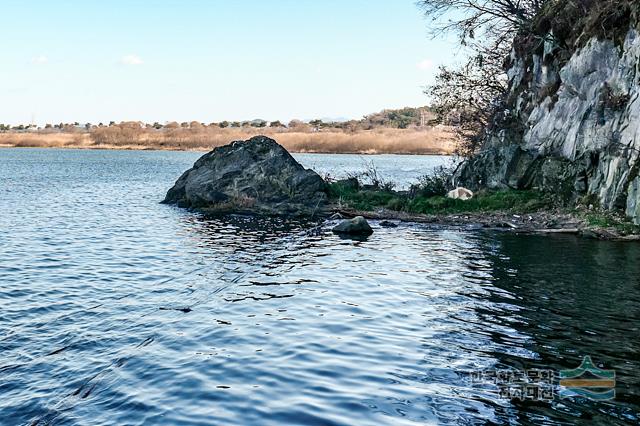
[163,136,327,215]
[379,220,399,228]
[332,216,373,235]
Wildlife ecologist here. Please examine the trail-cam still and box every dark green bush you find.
[409,166,453,198]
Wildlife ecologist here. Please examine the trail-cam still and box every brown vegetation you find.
[0,107,456,154]
[0,132,89,148]
[0,126,456,155]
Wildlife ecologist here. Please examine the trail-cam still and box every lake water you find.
[293,153,456,189]
[1,148,639,426]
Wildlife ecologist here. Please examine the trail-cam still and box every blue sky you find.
[1,0,462,125]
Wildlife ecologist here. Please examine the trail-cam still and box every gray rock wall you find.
[458,29,640,224]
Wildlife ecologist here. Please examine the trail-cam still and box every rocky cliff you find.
[457,23,640,224]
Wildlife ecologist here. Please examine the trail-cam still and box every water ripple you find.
[0,149,639,425]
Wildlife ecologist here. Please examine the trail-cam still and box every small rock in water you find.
[379,220,398,228]
[447,187,474,200]
[332,216,373,235]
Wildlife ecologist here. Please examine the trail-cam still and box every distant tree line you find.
[0,106,438,134]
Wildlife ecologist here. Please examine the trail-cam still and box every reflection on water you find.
[0,148,639,425]
[480,235,640,424]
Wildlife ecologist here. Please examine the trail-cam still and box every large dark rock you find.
[163,136,327,215]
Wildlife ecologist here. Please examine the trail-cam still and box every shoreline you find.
[0,144,454,156]
[332,207,640,242]
[325,182,640,242]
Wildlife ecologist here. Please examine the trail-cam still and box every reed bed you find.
[0,126,456,155]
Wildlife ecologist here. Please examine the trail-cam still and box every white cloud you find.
[120,54,144,65]
[31,55,48,64]
[417,59,434,70]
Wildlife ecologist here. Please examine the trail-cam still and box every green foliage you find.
[309,119,325,130]
[328,163,550,215]
[362,107,433,129]
[583,212,640,235]
[250,119,267,128]
[328,182,551,215]
[405,190,550,215]
[294,107,435,131]
[328,182,399,211]
[410,166,453,197]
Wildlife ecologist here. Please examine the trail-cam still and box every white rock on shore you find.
[447,187,474,201]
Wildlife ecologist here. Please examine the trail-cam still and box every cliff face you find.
[457,29,640,224]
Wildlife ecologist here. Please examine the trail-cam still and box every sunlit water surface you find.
[1,149,639,425]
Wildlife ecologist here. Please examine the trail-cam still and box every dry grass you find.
[0,126,456,155]
[275,128,455,154]
[0,133,90,148]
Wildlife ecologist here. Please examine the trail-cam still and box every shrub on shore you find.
[351,188,548,215]
[409,165,454,198]
[329,178,551,215]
